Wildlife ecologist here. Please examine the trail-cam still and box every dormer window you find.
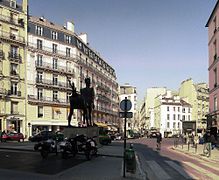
[10,0,16,8]
[36,26,43,36]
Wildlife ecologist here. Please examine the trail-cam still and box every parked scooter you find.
[39,138,58,159]
[60,134,97,160]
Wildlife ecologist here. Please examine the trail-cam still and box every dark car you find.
[29,131,56,142]
[149,132,157,138]
[1,132,24,142]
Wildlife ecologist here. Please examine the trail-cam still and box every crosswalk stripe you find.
[183,161,219,180]
[147,160,171,180]
[165,161,192,179]
[194,158,219,172]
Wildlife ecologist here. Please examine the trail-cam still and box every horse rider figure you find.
[80,77,95,126]
[67,79,79,127]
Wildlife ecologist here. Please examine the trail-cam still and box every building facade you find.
[119,84,138,133]
[27,16,119,135]
[178,78,209,131]
[0,0,28,135]
[145,87,167,129]
[206,1,219,129]
[154,90,192,137]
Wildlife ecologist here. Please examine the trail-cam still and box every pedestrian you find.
[210,134,216,150]
[156,132,162,150]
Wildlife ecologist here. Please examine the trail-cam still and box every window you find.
[52,58,58,69]
[51,31,58,40]
[10,63,18,75]
[53,75,58,85]
[178,122,180,128]
[10,45,18,57]
[173,107,175,111]
[36,54,43,66]
[167,122,170,128]
[52,44,57,53]
[11,102,18,114]
[38,106,43,118]
[66,48,70,57]
[182,108,185,113]
[188,108,190,113]
[182,115,185,121]
[37,72,43,82]
[53,91,58,101]
[214,68,217,87]
[173,114,176,120]
[167,114,170,120]
[178,114,180,120]
[173,122,176,129]
[214,17,217,32]
[214,96,217,111]
[188,115,190,121]
[37,89,43,100]
[11,82,17,95]
[65,35,71,44]
[167,106,169,111]
[178,107,180,112]
[36,26,43,36]
[10,0,16,8]
[37,39,42,49]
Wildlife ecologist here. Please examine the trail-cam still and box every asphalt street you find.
[0,149,86,175]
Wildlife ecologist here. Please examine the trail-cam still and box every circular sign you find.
[120,99,132,111]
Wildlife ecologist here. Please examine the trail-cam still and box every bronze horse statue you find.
[68,78,95,127]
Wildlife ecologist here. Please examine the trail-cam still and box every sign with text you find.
[119,112,133,118]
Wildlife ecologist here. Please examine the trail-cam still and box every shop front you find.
[6,116,23,133]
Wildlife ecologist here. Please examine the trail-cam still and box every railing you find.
[0,14,24,27]
[28,43,77,60]
[35,61,74,74]
[0,31,25,43]
[7,90,21,97]
[96,82,111,92]
[97,94,111,103]
[28,95,69,105]
[11,111,20,115]
[36,78,71,89]
[8,52,22,63]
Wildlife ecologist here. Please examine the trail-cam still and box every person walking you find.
[156,132,162,150]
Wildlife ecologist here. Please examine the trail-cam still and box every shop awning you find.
[94,122,108,128]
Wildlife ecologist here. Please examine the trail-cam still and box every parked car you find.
[29,131,64,142]
[99,134,111,145]
[1,132,24,142]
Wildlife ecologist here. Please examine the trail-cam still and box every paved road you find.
[128,138,219,180]
[0,149,86,175]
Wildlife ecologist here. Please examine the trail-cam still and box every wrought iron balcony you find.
[36,78,71,90]
[96,94,111,103]
[8,52,22,63]
[11,111,20,115]
[0,31,25,44]
[0,14,24,27]
[28,95,69,106]
[7,90,21,97]
[35,61,75,75]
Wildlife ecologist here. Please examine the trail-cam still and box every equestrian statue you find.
[67,77,95,127]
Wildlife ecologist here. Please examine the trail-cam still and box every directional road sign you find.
[120,99,132,111]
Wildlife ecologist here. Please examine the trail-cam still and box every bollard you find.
[125,144,136,174]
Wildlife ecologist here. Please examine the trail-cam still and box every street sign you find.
[119,112,133,118]
[120,99,132,111]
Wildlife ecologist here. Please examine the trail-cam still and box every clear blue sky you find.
[28,0,216,101]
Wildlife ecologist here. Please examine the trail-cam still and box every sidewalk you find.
[0,142,145,180]
[171,143,219,162]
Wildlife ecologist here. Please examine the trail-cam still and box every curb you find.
[170,146,219,163]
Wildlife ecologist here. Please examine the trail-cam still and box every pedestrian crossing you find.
[138,153,219,180]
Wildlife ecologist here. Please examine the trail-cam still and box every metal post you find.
[123,97,127,178]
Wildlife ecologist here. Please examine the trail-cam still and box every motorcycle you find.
[60,134,97,160]
[39,138,58,159]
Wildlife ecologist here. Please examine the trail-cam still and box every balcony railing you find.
[11,111,20,115]
[0,14,24,27]
[0,31,25,44]
[28,43,77,60]
[97,94,111,103]
[8,52,22,63]
[35,61,74,75]
[28,95,69,105]
[7,90,21,97]
[36,78,71,89]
